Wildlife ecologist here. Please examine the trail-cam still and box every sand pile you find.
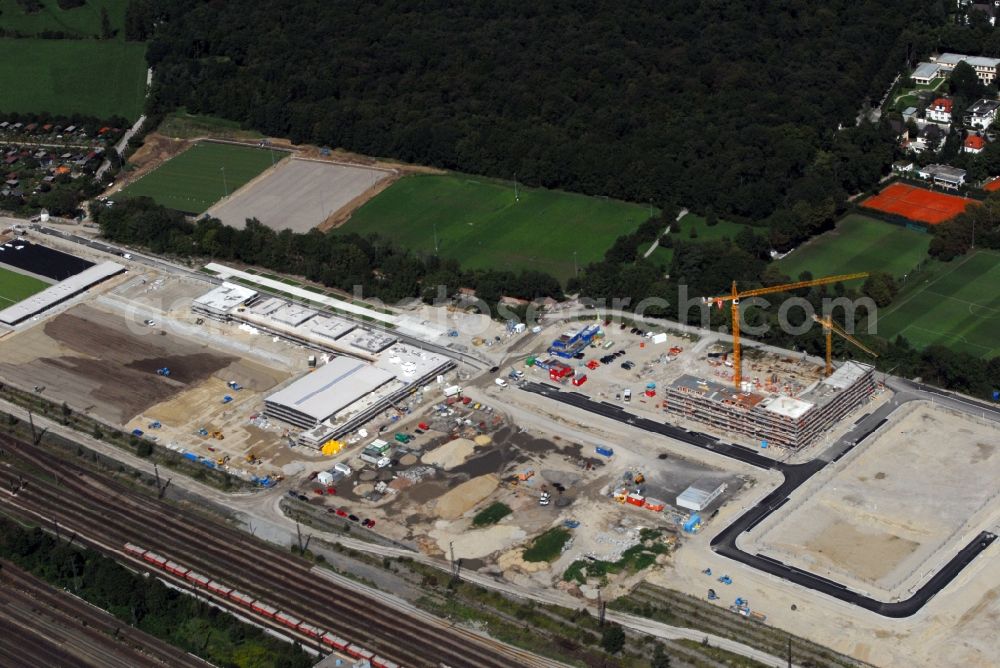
[498,548,551,574]
[474,434,492,446]
[433,474,498,519]
[431,524,526,559]
[422,438,475,470]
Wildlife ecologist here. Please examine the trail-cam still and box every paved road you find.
[520,379,999,617]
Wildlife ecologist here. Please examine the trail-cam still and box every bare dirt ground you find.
[748,401,1000,598]
[204,158,391,233]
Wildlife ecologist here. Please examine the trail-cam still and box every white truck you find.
[623,388,632,402]
[443,385,462,398]
[495,377,508,388]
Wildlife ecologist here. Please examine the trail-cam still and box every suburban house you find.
[931,52,1000,84]
[892,161,915,173]
[911,62,942,85]
[917,164,967,189]
[965,98,1000,129]
[927,97,954,124]
[912,124,946,152]
[964,134,987,154]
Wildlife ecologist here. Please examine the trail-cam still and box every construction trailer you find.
[548,324,601,358]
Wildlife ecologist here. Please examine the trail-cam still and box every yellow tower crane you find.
[811,314,879,376]
[703,273,869,389]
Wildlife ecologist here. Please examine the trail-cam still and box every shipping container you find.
[625,493,645,507]
[595,446,614,457]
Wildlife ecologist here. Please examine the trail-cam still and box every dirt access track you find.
[0,304,240,424]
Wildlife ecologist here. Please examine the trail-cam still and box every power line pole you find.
[514,173,519,203]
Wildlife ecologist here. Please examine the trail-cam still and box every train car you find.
[298,622,322,638]
[164,561,189,578]
[123,543,146,557]
[251,601,278,618]
[206,580,232,597]
[321,633,349,651]
[346,644,374,661]
[187,572,211,588]
[274,611,302,629]
[372,656,400,668]
[143,552,167,568]
[229,590,255,607]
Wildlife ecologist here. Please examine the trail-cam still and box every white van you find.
[623,388,632,402]
[333,462,352,476]
[495,377,508,388]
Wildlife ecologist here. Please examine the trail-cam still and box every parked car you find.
[348,514,360,522]
[335,508,348,517]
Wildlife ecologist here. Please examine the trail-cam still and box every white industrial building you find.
[264,357,395,429]
[0,261,125,325]
[192,282,258,319]
[676,480,727,512]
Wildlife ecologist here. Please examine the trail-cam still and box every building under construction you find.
[662,361,876,449]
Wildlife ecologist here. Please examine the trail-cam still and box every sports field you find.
[338,174,653,281]
[118,142,279,214]
[778,214,931,280]
[0,0,128,38]
[0,38,146,120]
[861,182,975,225]
[877,249,1000,358]
[0,266,48,308]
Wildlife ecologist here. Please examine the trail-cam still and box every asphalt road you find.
[520,378,999,617]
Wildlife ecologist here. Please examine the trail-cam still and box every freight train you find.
[123,543,399,668]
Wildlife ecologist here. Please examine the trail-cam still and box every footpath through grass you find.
[877,249,1000,358]
[0,266,49,307]
[339,173,653,282]
[638,212,751,269]
[777,214,931,280]
[0,37,147,120]
[119,142,279,214]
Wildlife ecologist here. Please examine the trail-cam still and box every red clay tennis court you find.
[861,182,975,225]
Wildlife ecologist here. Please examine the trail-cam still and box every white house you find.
[964,134,987,153]
[932,52,1000,84]
[927,97,954,124]
[966,98,1000,129]
[911,62,942,85]
[917,164,967,189]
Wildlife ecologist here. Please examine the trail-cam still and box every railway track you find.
[0,559,206,668]
[0,434,556,668]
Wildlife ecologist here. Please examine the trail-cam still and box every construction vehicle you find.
[702,568,712,576]
[811,314,879,376]
[735,597,747,607]
[156,367,170,376]
[517,470,535,481]
[227,381,243,391]
[197,428,209,436]
[210,430,224,440]
[717,575,732,585]
[148,421,161,429]
[707,589,719,601]
[539,491,551,506]
[222,395,233,404]
[702,273,868,389]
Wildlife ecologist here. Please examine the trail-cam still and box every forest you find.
[131,0,937,241]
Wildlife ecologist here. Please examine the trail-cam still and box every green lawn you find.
[157,110,265,141]
[0,0,128,38]
[338,174,653,282]
[0,38,147,120]
[118,142,279,213]
[0,266,49,307]
[777,214,931,281]
[522,527,571,562]
[877,249,1000,358]
[674,212,749,242]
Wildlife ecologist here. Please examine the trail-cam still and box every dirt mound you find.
[433,474,498,520]
[422,438,475,470]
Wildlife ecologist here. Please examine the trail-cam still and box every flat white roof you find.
[912,62,941,78]
[340,327,397,353]
[374,343,452,379]
[193,282,257,312]
[676,480,725,508]
[760,395,814,420]
[271,303,317,327]
[307,315,356,341]
[266,357,395,422]
[822,360,872,390]
[0,261,124,324]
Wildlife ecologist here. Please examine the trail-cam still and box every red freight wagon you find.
[321,633,349,651]
[124,543,146,557]
[144,552,167,567]
[298,622,322,638]
[346,644,374,660]
[274,611,302,629]
[229,590,255,607]
[251,601,278,618]
[187,572,211,588]
[372,656,401,668]
[164,561,189,577]
[206,580,232,597]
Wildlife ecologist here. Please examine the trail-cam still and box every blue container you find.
[131,428,144,437]
[993,390,999,401]
[182,452,199,462]
[203,460,215,469]
[595,446,614,457]
[683,513,702,532]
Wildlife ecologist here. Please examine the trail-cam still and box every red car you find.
[314,488,324,495]
[326,487,337,495]
[362,519,376,528]
[335,508,348,517]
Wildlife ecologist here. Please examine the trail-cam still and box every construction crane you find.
[811,314,879,376]
[703,273,869,389]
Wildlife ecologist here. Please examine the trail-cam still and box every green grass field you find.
[0,266,49,308]
[777,214,931,280]
[118,142,279,213]
[637,212,750,270]
[157,110,264,141]
[338,174,653,282]
[877,249,1000,358]
[0,38,146,119]
[0,0,128,38]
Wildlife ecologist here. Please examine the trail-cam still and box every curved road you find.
[520,378,998,617]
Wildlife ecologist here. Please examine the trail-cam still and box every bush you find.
[136,440,154,458]
[523,528,571,562]
[600,624,625,654]
[472,501,512,527]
